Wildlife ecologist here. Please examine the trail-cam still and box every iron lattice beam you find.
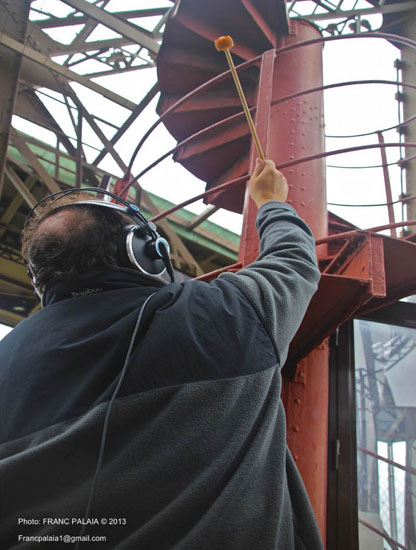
[60,0,161,56]
[287,0,416,33]
[0,32,136,110]
[34,8,170,29]
[0,0,31,199]
[0,0,251,324]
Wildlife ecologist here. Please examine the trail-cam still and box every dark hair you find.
[21,192,132,292]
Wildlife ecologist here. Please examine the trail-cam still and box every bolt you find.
[295,398,302,405]
[301,202,306,207]
[294,454,299,461]
[293,426,300,432]
[301,186,306,191]
[298,371,304,378]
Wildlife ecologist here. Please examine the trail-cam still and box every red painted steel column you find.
[276,22,328,545]
[271,20,327,243]
[238,20,329,545]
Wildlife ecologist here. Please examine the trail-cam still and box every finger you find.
[262,159,276,172]
[251,158,265,178]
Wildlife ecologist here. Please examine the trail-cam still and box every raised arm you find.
[218,160,320,365]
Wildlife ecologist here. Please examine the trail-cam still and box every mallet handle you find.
[224,49,265,161]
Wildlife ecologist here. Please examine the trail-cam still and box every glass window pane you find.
[354,319,416,549]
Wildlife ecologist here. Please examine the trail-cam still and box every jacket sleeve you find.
[216,201,320,365]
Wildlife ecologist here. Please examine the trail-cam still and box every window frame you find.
[326,299,416,549]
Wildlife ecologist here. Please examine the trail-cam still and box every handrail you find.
[118,30,416,272]
[358,446,416,476]
[124,108,255,192]
[270,79,416,108]
[328,195,416,208]
[130,31,416,178]
[275,31,416,57]
[358,519,407,550]
[125,54,263,176]
[145,143,416,227]
[326,112,416,139]
[277,142,416,170]
[150,176,248,223]
[121,83,415,196]
[316,220,416,245]
[124,31,416,180]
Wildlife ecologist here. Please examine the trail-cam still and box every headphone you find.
[25,187,175,295]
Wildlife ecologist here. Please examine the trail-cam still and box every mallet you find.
[214,35,265,162]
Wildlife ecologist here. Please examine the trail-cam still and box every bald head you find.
[21,200,131,295]
[34,206,94,245]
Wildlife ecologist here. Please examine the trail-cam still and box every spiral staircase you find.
[156,0,288,214]
[155,0,416,366]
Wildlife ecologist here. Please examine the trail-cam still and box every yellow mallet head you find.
[214,35,234,51]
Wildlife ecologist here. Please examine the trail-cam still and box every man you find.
[0,160,322,549]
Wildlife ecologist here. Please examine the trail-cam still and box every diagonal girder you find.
[10,129,61,194]
[4,166,37,208]
[63,0,111,67]
[0,33,136,111]
[0,0,30,199]
[34,8,169,29]
[0,173,37,240]
[60,0,160,56]
[93,83,159,166]
[16,90,77,157]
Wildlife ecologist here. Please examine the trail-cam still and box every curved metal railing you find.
[116,30,416,258]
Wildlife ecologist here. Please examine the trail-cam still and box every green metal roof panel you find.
[7,133,239,260]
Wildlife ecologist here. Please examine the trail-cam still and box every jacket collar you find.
[43,268,167,307]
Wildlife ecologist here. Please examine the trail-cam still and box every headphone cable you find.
[160,243,175,283]
[74,292,156,550]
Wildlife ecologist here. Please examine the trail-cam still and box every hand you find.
[249,159,288,208]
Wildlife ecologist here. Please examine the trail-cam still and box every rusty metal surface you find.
[266,20,327,243]
[155,4,416,543]
[283,343,329,541]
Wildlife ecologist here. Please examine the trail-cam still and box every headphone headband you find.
[25,187,146,229]
[24,187,175,285]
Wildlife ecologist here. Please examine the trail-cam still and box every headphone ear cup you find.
[117,225,135,268]
[118,225,166,277]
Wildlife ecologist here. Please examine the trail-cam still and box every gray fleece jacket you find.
[0,201,322,549]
